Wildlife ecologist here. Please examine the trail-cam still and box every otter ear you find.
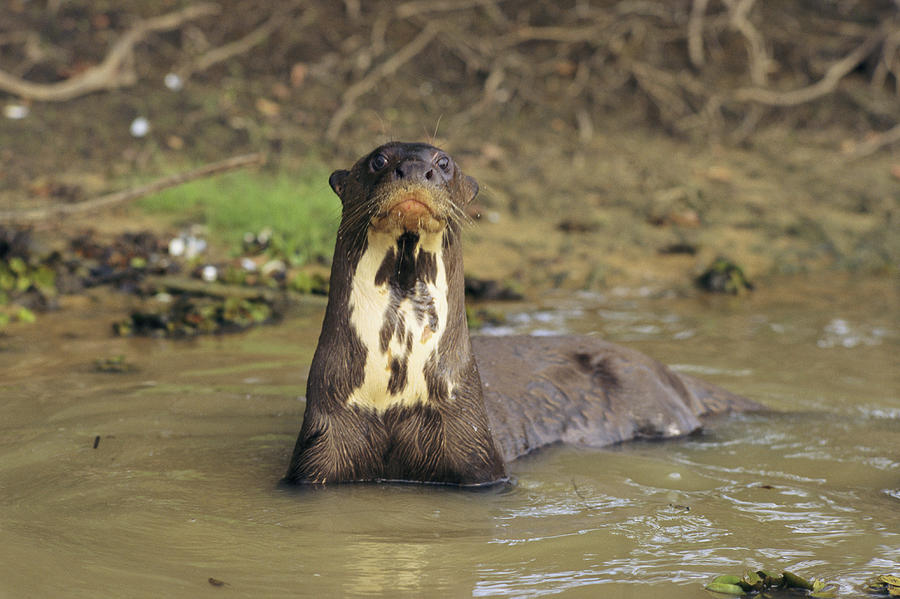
[463,174,479,204]
[328,169,350,199]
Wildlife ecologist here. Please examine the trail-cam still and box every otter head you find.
[329,142,478,247]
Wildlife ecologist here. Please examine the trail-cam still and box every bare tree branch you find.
[844,123,900,161]
[688,0,709,69]
[176,12,287,80]
[326,25,439,141]
[733,29,884,106]
[724,0,769,86]
[0,3,220,102]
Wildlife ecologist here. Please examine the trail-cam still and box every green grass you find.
[138,167,340,264]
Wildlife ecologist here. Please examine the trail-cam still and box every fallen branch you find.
[1,153,265,224]
[144,275,327,306]
[0,3,220,102]
[500,25,606,47]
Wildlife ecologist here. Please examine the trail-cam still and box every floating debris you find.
[93,355,137,373]
[72,230,176,291]
[114,294,277,338]
[705,569,835,597]
[696,257,754,294]
[1,227,59,322]
[865,574,900,596]
[1,224,314,335]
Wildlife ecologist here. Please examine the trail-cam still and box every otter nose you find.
[392,160,435,183]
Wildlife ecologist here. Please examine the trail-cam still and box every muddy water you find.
[1,277,897,598]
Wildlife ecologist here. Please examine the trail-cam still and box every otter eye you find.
[436,155,450,171]
[370,153,389,171]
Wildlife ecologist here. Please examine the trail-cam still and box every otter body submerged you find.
[284,142,760,486]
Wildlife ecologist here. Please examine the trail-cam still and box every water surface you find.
[1,277,897,597]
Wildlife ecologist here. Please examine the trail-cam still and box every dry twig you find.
[687,0,710,69]
[844,123,900,161]
[724,0,769,86]
[395,0,508,19]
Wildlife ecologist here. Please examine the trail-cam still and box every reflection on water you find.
[0,277,897,597]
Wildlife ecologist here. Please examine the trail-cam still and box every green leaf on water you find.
[866,574,900,596]
[783,571,814,591]
[744,570,763,589]
[757,570,783,585]
[93,355,137,373]
[705,582,746,595]
[709,567,840,597]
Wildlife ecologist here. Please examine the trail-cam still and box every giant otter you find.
[284,142,760,486]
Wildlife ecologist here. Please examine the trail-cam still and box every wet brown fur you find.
[285,142,761,486]
[286,142,505,485]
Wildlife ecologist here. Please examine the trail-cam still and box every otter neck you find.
[346,228,455,411]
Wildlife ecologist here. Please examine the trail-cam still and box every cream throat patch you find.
[345,229,452,411]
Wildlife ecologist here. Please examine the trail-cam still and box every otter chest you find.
[346,231,452,411]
